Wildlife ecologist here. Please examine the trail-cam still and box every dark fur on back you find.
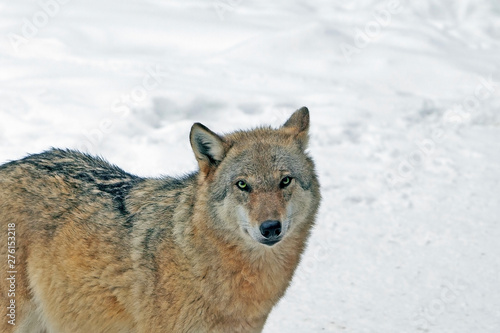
[2,149,198,220]
[4,149,141,215]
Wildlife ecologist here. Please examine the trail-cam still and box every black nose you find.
[259,220,282,239]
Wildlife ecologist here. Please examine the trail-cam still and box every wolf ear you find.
[190,123,226,174]
[282,107,310,149]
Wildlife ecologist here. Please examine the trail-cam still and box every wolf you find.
[0,107,320,333]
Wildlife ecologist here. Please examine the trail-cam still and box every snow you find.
[1,0,500,331]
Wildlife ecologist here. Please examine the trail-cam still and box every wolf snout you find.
[260,220,281,238]
[259,220,282,246]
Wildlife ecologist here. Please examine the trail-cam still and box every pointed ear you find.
[190,123,226,174]
[282,107,310,149]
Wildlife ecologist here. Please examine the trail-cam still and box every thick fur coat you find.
[0,108,320,332]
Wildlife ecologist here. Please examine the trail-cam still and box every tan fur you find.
[0,108,320,332]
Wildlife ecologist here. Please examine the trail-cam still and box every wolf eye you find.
[236,180,249,191]
[280,176,292,188]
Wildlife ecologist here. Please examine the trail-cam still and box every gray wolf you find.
[0,107,320,332]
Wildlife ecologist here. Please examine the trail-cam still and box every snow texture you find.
[1,0,500,332]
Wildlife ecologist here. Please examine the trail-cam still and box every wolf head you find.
[190,107,319,248]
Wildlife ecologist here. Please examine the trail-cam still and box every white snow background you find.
[1,0,500,332]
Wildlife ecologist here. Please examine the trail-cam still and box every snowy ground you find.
[1,0,500,332]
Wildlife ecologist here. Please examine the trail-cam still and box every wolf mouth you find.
[260,238,281,246]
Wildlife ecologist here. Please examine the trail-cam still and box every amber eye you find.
[280,176,292,188]
[236,180,249,191]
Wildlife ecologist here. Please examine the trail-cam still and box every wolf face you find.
[190,107,318,248]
